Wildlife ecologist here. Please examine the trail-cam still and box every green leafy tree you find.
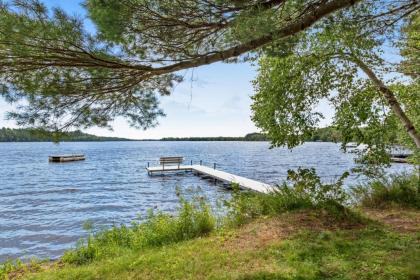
[392,10,420,164]
[400,10,420,79]
[251,3,420,171]
[0,0,416,133]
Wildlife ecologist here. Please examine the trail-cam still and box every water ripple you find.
[0,141,412,262]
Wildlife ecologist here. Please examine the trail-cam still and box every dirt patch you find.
[223,210,365,251]
[222,208,419,255]
[363,208,420,233]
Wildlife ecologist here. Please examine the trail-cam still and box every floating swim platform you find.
[48,154,85,162]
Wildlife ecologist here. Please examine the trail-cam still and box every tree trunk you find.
[352,57,420,149]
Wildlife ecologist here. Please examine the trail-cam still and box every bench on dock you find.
[146,161,273,193]
[160,156,184,170]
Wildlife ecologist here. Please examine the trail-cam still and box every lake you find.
[0,141,412,262]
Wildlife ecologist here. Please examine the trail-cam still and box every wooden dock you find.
[390,157,408,163]
[389,152,412,164]
[146,164,273,193]
[49,154,85,162]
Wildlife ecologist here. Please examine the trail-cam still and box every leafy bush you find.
[286,168,349,206]
[225,168,351,226]
[63,196,216,264]
[352,173,420,209]
[224,184,311,226]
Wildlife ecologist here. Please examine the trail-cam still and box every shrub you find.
[63,195,216,264]
[225,168,351,226]
[286,168,349,206]
[224,184,312,226]
[352,173,420,209]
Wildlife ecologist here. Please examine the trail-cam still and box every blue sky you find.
[0,0,336,139]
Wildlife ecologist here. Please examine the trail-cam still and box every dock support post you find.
[191,160,193,165]
[200,160,202,165]
[214,163,216,170]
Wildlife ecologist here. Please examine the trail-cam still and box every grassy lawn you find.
[12,209,419,280]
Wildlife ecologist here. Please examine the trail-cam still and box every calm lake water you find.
[0,141,412,262]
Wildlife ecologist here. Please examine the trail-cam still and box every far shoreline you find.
[0,140,339,143]
[0,128,342,143]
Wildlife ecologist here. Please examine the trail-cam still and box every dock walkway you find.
[146,164,273,193]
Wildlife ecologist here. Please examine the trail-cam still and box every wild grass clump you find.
[0,259,23,280]
[352,173,420,209]
[0,259,42,280]
[225,168,356,226]
[62,195,216,265]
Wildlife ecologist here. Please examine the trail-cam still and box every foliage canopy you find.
[251,4,420,168]
[0,0,417,133]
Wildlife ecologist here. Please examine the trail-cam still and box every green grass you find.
[269,228,419,280]
[20,212,419,280]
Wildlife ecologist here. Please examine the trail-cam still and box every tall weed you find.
[225,168,352,226]
[63,195,216,264]
[352,173,420,209]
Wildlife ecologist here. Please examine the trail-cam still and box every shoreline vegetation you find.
[0,128,132,142]
[161,128,343,142]
[1,172,418,280]
[0,127,342,143]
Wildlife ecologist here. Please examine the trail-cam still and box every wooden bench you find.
[160,156,184,170]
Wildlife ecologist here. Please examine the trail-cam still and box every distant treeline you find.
[308,127,342,142]
[0,127,131,142]
[161,133,267,142]
[1,126,343,142]
[161,128,343,142]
